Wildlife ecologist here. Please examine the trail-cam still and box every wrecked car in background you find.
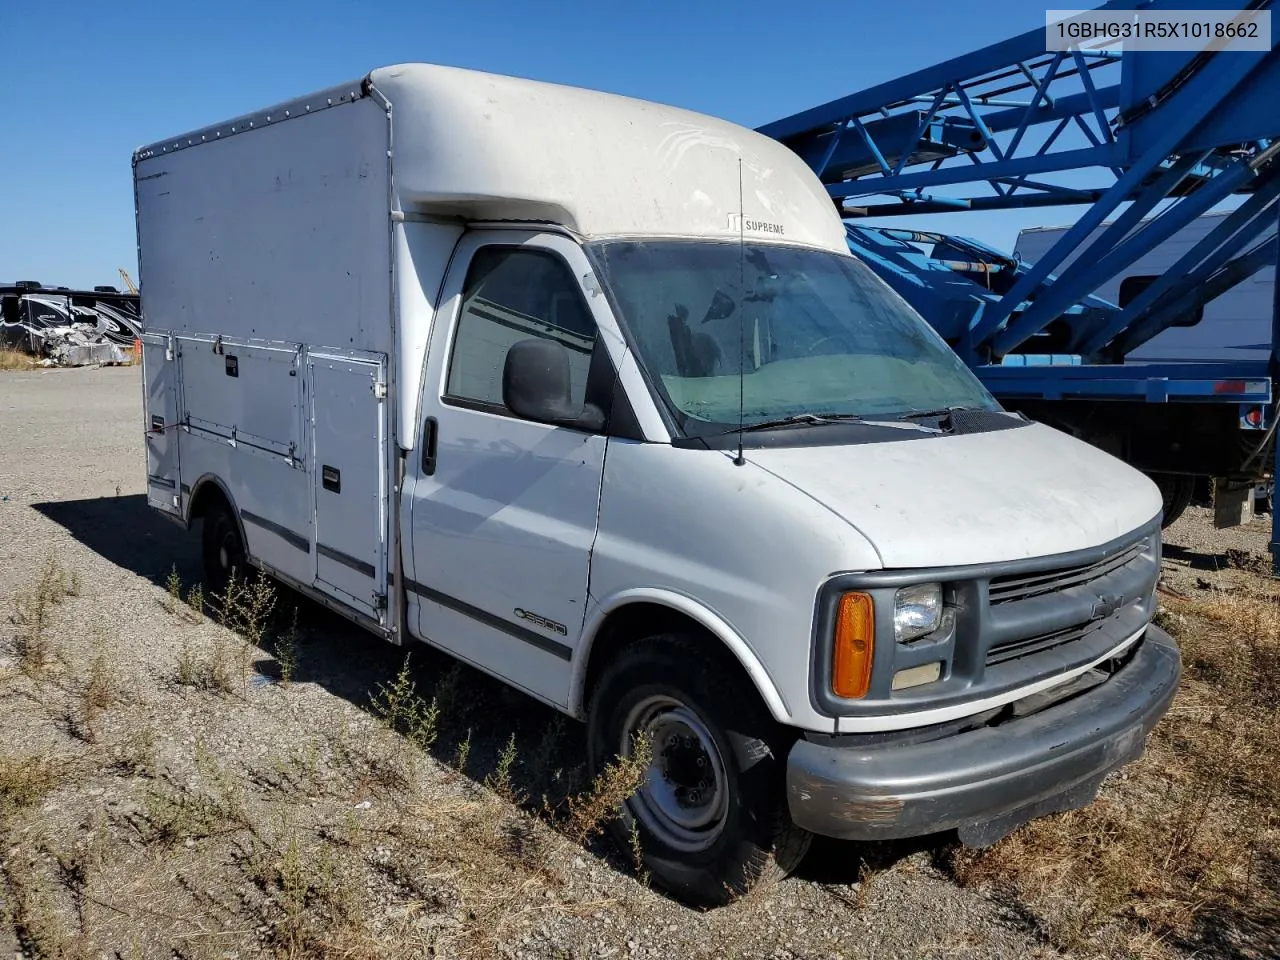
[1,281,142,366]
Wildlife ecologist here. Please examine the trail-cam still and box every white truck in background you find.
[134,63,1180,905]
[1015,211,1277,365]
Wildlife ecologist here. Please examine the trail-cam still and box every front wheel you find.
[587,634,810,906]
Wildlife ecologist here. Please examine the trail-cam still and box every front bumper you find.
[786,624,1181,845]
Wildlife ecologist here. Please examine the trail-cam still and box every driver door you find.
[405,231,612,708]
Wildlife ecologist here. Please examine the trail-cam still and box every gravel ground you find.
[1162,503,1273,596]
[0,365,1255,959]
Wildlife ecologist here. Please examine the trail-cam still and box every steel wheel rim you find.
[215,517,240,578]
[622,694,729,853]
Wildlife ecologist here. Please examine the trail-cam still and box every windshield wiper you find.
[708,410,952,439]
[732,413,867,434]
[897,405,974,421]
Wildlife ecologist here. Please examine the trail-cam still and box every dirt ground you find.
[0,366,1273,959]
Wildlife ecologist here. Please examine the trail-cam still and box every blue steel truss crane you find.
[759,0,1280,550]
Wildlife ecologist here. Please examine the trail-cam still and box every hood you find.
[747,421,1161,569]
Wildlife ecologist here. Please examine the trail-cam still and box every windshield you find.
[587,240,999,435]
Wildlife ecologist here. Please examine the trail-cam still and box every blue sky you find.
[6,0,1080,289]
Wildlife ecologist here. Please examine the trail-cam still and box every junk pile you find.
[1,282,142,367]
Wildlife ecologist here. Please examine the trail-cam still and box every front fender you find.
[570,587,793,724]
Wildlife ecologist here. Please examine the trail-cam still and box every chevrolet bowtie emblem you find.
[1090,593,1124,620]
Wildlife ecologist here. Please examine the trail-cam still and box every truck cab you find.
[134,63,1181,906]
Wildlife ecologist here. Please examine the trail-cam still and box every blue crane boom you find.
[759,0,1280,549]
[761,0,1278,362]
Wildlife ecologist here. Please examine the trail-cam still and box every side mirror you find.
[502,338,605,431]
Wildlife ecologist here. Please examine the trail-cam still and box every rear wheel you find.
[587,634,810,906]
[1149,472,1195,528]
[201,497,246,598]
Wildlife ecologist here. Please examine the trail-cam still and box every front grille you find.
[985,597,1148,667]
[984,528,1157,671]
[987,538,1147,605]
[985,622,1094,666]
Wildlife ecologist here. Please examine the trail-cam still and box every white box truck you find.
[134,63,1181,906]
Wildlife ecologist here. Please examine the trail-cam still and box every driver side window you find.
[445,247,598,410]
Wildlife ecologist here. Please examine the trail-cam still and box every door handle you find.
[322,465,341,493]
[421,417,438,476]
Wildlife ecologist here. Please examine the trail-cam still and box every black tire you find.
[586,633,811,907]
[201,496,246,598]
[1149,472,1195,528]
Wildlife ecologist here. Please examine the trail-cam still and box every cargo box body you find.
[135,84,402,626]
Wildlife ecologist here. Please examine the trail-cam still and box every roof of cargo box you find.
[134,63,848,254]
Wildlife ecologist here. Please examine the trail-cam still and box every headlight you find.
[894,583,942,642]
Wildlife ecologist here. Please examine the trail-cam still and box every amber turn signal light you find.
[832,591,875,699]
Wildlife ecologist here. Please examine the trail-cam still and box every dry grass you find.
[69,649,119,744]
[5,638,681,959]
[163,564,182,611]
[167,695,649,957]
[275,608,300,686]
[137,776,251,847]
[8,556,80,675]
[280,666,654,956]
[0,754,67,823]
[162,565,205,623]
[230,787,563,959]
[369,654,441,751]
[174,635,238,693]
[109,724,157,778]
[1,561,733,957]
[565,733,652,845]
[0,855,87,960]
[217,570,277,644]
[171,569,296,694]
[240,823,369,956]
[61,639,654,957]
[218,570,282,694]
[0,346,38,371]
[948,583,1280,958]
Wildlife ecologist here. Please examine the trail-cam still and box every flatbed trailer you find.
[983,359,1270,403]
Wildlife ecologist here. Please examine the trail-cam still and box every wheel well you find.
[580,602,759,717]
[187,478,231,522]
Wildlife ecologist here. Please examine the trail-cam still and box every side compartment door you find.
[142,333,182,516]
[408,231,610,708]
[309,353,389,622]
[177,337,312,586]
